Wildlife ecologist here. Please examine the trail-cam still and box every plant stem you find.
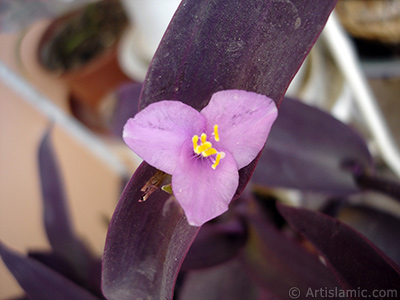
[356,173,400,201]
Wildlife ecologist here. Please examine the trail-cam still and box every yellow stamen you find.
[192,127,225,169]
[196,141,212,153]
[202,147,217,157]
[213,124,220,142]
[201,133,207,144]
[212,152,223,169]
[192,135,200,153]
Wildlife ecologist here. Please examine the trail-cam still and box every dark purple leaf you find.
[320,198,348,218]
[28,251,77,283]
[179,259,261,300]
[38,129,76,253]
[181,219,247,270]
[38,130,101,293]
[141,0,337,110]
[355,172,400,201]
[238,197,344,300]
[139,0,337,198]
[5,296,30,300]
[0,242,101,300]
[111,82,142,136]
[28,251,103,299]
[253,98,373,195]
[103,1,337,298]
[102,162,200,300]
[338,204,400,266]
[278,204,400,298]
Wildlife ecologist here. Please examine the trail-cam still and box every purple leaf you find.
[0,242,102,300]
[140,0,337,110]
[28,251,78,284]
[102,162,200,300]
[278,204,400,297]
[338,204,400,266]
[181,219,247,270]
[38,130,100,292]
[38,129,76,254]
[139,0,337,197]
[28,251,103,298]
[7,296,30,300]
[238,197,344,300]
[111,82,142,137]
[104,0,337,297]
[355,172,400,201]
[253,98,373,195]
[179,259,261,300]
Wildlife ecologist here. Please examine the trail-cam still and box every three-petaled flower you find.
[123,90,277,226]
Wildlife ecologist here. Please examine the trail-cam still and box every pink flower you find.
[123,90,277,226]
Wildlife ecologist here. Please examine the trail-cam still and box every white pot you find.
[119,0,182,81]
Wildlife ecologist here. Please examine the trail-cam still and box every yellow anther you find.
[192,135,200,153]
[202,147,217,157]
[212,152,223,169]
[201,133,207,144]
[197,141,212,153]
[213,124,220,142]
[192,130,224,169]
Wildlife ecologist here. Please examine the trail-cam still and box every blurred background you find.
[1,0,399,298]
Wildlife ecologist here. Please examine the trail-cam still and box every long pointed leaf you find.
[102,162,199,300]
[179,259,261,300]
[253,98,373,194]
[139,0,337,197]
[111,82,142,137]
[0,242,101,300]
[38,130,99,291]
[239,198,344,300]
[103,1,338,298]
[338,204,400,266]
[181,219,247,270]
[141,0,337,109]
[38,129,76,254]
[278,204,400,297]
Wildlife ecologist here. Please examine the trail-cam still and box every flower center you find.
[192,124,225,169]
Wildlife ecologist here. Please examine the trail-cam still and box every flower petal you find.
[123,101,206,174]
[201,90,278,169]
[172,141,239,226]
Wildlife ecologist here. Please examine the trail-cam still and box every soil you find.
[39,0,128,72]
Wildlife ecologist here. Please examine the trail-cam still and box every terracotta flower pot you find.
[37,0,130,113]
[58,43,129,110]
